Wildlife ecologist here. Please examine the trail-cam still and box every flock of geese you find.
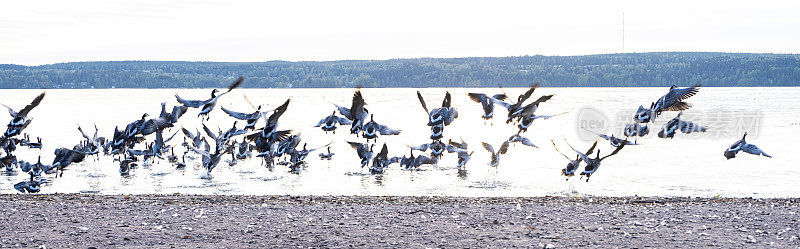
[1,78,773,193]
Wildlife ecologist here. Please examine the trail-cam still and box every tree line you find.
[1,52,799,89]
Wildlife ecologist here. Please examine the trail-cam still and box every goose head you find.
[211,89,220,98]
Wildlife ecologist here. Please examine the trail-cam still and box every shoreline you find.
[2,194,799,248]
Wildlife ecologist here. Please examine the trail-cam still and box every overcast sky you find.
[2,0,799,66]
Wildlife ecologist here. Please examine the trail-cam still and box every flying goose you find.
[467,92,508,120]
[624,123,649,137]
[362,114,401,141]
[566,141,627,182]
[495,83,545,123]
[315,111,353,134]
[390,148,436,170]
[481,142,500,168]
[336,90,368,135]
[2,92,45,136]
[516,111,566,133]
[142,103,188,135]
[347,141,374,168]
[410,139,448,160]
[724,133,772,159]
[657,112,707,138]
[552,139,597,179]
[175,76,244,120]
[633,103,654,123]
[498,134,538,154]
[370,143,394,174]
[221,105,268,130]
[416,91,459,126]
[584,129,638,147]
[447,138,473,168]
[651,83,701,120]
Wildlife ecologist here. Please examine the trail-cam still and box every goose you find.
[467,93,508,120]
[410,139,447,160]
[334,90,369,135]
[314,111,353,134]
[182,127,204,149]
[495,83,541,123]
[123,113,149,140]
[498,134,538,154]
[390,148,436,170]
[347,141,374,168]
[318,147,335,160]
[552,140,597,179]
[633,103,654,123]
[370,143,393,174]
[142,103,188,135]
[566,141,627,182]
[446,138,473,168]
[175,76,244,120]
[651,83,701,120]
[624,123,649,137]
[221,105,268,130]
[186,139,231,173]
[235,140,253,160]
[51,148,87,177]
[294,142,331,162]
[19,156,54,181]
[724,133,772,159]
[416,91,459,126]
[118,152,137,174]
[13,179,49,193]
[2,153,16,171]
[584,129,638,147]
[2,92,45,137]
[2,137,18,154]
[516,111,566,133]
[429,123,444,140]
[362,114,401,141]
[246,99,291,153]
[658,112,707,138]
[482,142,501,168]
[275,134,302,158]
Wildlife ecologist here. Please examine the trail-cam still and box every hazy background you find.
[2,0,800,66]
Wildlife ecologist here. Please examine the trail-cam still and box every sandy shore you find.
[1,194,799,248]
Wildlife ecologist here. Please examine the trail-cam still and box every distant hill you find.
[1,52,799,88]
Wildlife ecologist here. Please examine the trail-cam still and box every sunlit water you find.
[1,87,798,197]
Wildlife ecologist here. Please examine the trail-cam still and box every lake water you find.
[1,87,798,197]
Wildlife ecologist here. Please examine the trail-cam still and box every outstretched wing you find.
[467,93,487,103]
[335,116,353,125]
[376,124,401,135]
[515,136,538,148]
[17,92,46,117]
[665,83,701,103]
[564,139,592,164]
[409,143,430,152]
[601,143,627,160]
[516,83,540,104]
[416,91,430,114]
[267,99,291,125]
[221,106,252,120]
[481,142,495,154]
[175,94,205,108]
[441,91,452,108]
[741,143,772,158]
[550,140,573,160]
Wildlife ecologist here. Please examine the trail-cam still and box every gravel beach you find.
[2,194,799,248]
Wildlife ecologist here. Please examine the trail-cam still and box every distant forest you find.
[1,52,799,89]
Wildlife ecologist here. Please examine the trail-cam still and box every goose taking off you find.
[3,92,45,137]
[724,133,772,159]
[347,141,374,168]
[318,147,335,160]
[566,141,627,182]
[175,76,244,120]
[390,148,437,170]
[651,83,701,120]
[336,89,368,135]
[410,139,448,160]
[481,142,501,168]
[498,134,538,155]
[657,112,707,139]
[417,91,459,126]
[362,114,401,141]
[467,92,507,120]
[142,103,188,135]
[315,111,352,134]
[633,103,655,123]
[370,143,393,174]
[221,105,269,130]
[624,123,649,137]
[552,140,597,179]
[447,138,473,168]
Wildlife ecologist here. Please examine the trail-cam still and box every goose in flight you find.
[221,105,269,130]
[390,148,437,170]
[482,142,501,169]
[362,115,401,141]
[498,134,538,155]
[552,140,597,180]
[566,141,627,182]
[657,112,707,139]
[315,111,353,134]
[584,129,638,147]
[416,91,459,126]
[467,92,507,120]
[175,76,244,120]
[624,123,649,137]
[347,141,374,168]
[335,89,368,135]
[410,139,448,160]
[447,138,473,168]
[724,133,772,159]
[3,92,45,137]
[651,83,701,120]
[142,103,188,135]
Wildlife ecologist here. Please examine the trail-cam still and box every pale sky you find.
[2,0,799,66]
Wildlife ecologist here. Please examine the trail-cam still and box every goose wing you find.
[467,93,488,103]
[564,140,593,163]
[221,106,256,120]
[550,140,573,160]
[601,142,627,160]
[376,123,401,135]
[416,91,430,114]
[741,143,772,158]
[334,116,353,125]
[201,123,218,141]
[482,142,495,155]
[409,143,430,152]
[267,99,291,125]
[17,92,46,117]
[664,83,701,103]
[516,83,540,104]
[441,91,451,108]
[175,94,206,108]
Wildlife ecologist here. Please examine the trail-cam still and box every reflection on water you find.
[1,87,799,197]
